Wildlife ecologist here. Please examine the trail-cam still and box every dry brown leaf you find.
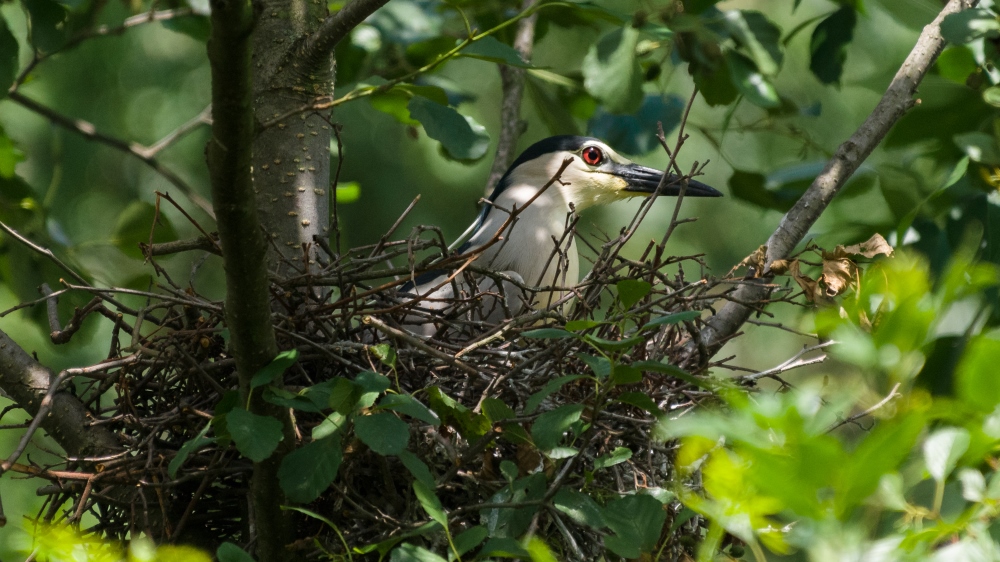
[819,252,858,297]
[842,233,894,259]
[732,244,768,278]
[769,259,790,275]
[789,259,824,303]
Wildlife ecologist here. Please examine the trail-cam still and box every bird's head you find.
[493,135,722,211]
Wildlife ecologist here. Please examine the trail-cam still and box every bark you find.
[484,0,539,196]
[0,329,119,458]
[690,0,979,363]
[207,1,292,559]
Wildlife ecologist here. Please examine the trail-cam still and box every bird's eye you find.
[581,146,604,166]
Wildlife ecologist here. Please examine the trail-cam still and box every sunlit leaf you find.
[553,488,606,528]
[582,27,643,114]
[379,394,440,425]
[923,427,970,482]
[940,9,1000,44]
[250,349,299,389]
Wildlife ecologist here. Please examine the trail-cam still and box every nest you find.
[12,189,794,560]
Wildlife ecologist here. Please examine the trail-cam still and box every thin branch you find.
[299,0,392,74]
[693,0,978,359]
[6,92,214,217]
[738,341,834,383]
[827,382,902,432]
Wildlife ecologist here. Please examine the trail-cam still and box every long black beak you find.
[615,163,723,197]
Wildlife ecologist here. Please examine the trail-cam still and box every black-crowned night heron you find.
[401,135,722,336]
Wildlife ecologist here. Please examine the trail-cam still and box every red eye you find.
[581,146,604,166]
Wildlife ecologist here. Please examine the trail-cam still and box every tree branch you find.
[6,91,214,217]
[484,0,539,195]
[300,0,392,73]
[693,0,977,360]
[206,1,292,559]
[0,330,120,461]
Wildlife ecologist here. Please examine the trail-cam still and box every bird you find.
[399,135,722,336]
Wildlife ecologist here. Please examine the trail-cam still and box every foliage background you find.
[0,0,997,559]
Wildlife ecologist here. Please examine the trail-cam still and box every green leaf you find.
[478,538,530,558]
[615,392,662,415]
[168,424,214,478]
[532,404,585,450]
[379,394,440,425]
[583,333,645,352]
[356,370,392,394]
[954,132,1000,165]
[278,436,342,503]
[940,9,1000,44]
[426,387,491,439]
[328,377,362,415]
[453,526,488,557]
[413,480,448,527]
[25,0,68,53]
[227,408,285,462]
[112,201,178,259]
[809,6,857,86]
[0,19,19,97]
[335,181,361,203]
[723,10,783,76]
[407,97,490,161]
[984,86,1000,108]
[936,46,978,84]
[216,542,255,562]
[564,319,602,332]
[641,311,701,331]
[582,27,643,114]
[389,543,447,562]
[355,412,410,455]
[594,447,632,470]
[250,349,299,389]
[602,494,667,558]
[553,488,606,529]
[726,51,780,108]
[525,76,581,137]
[210,391,241,444]
[399,450,436,489]
[923,427,970,482]
[956,337,1000,412]
[0,131,25,179]
[835,413,923,516]
[370,88,419,125]
[610,364,642,386]
[524,375,586,414]
[579,353,611,379]
[370,343,397,368]
[461,36,531,67]
[617,279,652,310]
[481,397,515,422]
[312,412,347,440]
[588,94,685,154]
[521,328,575,339]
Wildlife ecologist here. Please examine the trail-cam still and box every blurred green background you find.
[0,0,995,556]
